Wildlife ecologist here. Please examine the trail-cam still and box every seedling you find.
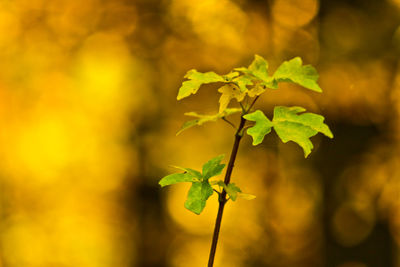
[159,55,333,266]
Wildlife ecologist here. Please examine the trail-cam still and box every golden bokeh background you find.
[0,0,399,266]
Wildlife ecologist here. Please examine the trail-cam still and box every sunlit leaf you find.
[211,180,254,201]
[237,192,256,200]
[184,181,214,215]
[248,54,270,81]
[235,55,276,89]
[247,84,266,97]
[218,84,246,113]
[202,154,225,180]
[235,55,268,79]
[170,166,203,179]
[273,57,322,92]
[159,173,198,187]
[272,106,333,157]
[243,110,273,145]
[244,107,333,157]
[233,75,253,92]
[225,183,241,201]
[223,71,240,81]
[176,108,242,135]
[177,69,224,100]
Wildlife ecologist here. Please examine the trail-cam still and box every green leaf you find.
[159,173,197,187]
[243,110,273,145]
[176,120,198,136]
[170,166,202,179]
[202,155,225,180]
[211,180,255,201]
[218,84,246,113]
[211,180,225,187]
[272,106,333,157]
[248,54,270,81]
[235,55,275,89]
[233,75,253,92]
[177,69,224,100]
[244,107,333,157]
[237,192,256,200]
[184,181,214,214]
[223,71,240,81]
[247,84,266,97]
[225,183,241,201]
[273,57,322,92]
[235,55,269,80]
[176,108,242,135]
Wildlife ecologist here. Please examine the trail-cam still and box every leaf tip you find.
[184,202,202,215]
[238,192,256,200]
[158,180,166,187]
[314,85,323,93]
[326,128,334,139]
[251,139,262,146]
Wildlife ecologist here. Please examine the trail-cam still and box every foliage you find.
[159,155,254,214]
[177,108,241,135]
[244,106,333,157]
[160,54,333,215]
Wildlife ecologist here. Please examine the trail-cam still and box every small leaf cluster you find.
[160,55,333,214]
[176,55,332,157]
[159,155,253,214]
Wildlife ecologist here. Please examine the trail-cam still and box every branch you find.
[246,95,260,114]
[222,117,237,129]
[208,116,246,267]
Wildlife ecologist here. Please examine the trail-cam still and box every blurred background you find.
[0,0,399,266]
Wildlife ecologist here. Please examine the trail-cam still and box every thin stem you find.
[207,116,246,267]
[247,95,260,113]
[239,102,246,113]
[222,117,237,129]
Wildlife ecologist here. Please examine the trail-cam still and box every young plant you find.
[159,55,333,267]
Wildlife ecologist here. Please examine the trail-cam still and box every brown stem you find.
[247,95,260,113]
[222,117,237,129]
[207,116,246,267]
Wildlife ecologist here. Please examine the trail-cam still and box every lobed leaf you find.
[244,107,333,157]
[235,55,276,89]
[159,173,198,187]
[247,55,270,82]
[235,55,269,80]
[247,84,266,97]
[176,108,242,135]
[211,180,226,187]
[243,110,273,145]
[223,71,240,81]
[170,166,203,179]
[184,181,214,214]
[218,84,246,113]
[233,75,253,92]
[177,69,224,100]
[272,106,333,157]
[211,180,255,201]
[225,183,241,201]
[202,154,225,180]
[273,57,322,92]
